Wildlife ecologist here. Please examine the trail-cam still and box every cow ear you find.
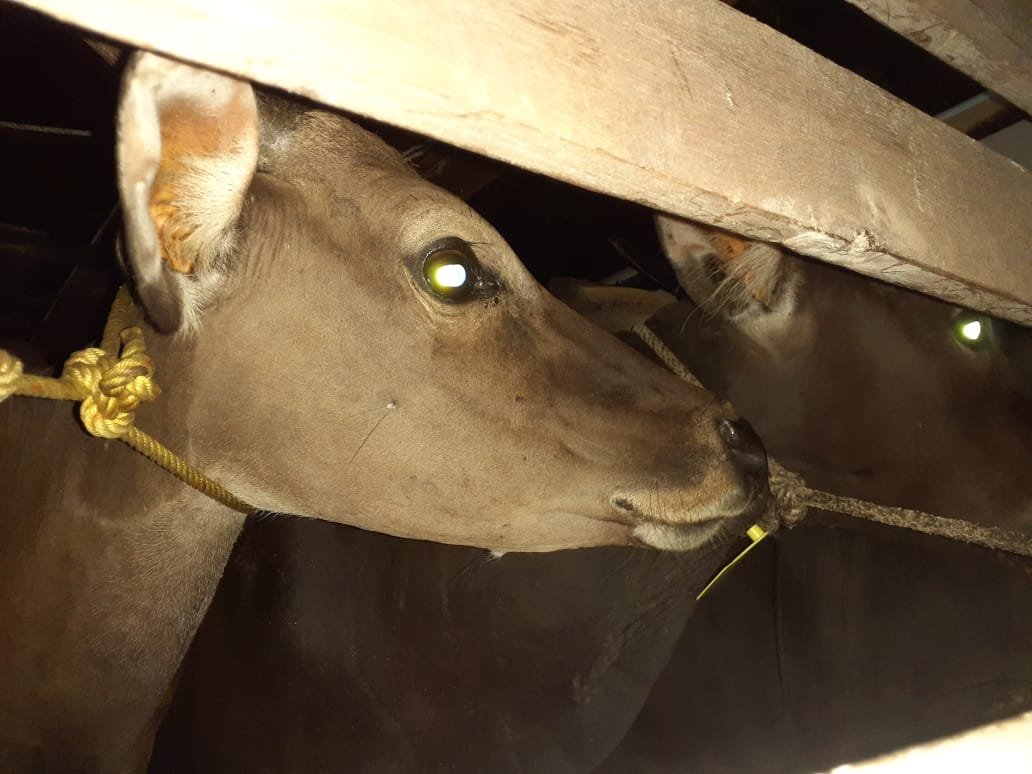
[117,52,258,333]
[655,214,795,323]
[655,215,725,309]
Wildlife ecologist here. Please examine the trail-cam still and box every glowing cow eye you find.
[432,261,468,289]
[419,238,500,304]
[952,314,989,349]
[959,319,982,342]
[423,248,474,300]
[420,235,504,303]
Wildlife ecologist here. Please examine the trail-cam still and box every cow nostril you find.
[716,418,767,480]
[613,497,636,513]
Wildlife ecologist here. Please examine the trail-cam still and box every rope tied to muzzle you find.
[764,459,1032,552]
[0,286,254,515]
[630,322,1032,581]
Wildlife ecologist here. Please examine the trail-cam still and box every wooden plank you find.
[983,120,1032,169]
[12,0,1032,323]
[846,0,1032,116]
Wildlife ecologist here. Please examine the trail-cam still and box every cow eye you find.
[952,313,990,350]
[421,240,496,302]
[424,249,473,298]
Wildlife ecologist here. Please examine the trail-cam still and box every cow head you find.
[654,215,1032,530]
[114,54,767,552]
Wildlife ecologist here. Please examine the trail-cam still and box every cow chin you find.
[631,518,729,552]
[629,489,759,552]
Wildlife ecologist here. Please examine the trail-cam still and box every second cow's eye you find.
[421,239,497,302]
[952,312,992,351]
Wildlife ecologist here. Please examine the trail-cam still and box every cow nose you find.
[716,417,767,482]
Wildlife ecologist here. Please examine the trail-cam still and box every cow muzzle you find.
[716,417,768,484]
[611,414,770,552]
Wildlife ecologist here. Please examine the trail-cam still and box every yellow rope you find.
[0,286,253,515]
[630,322,704,389]
[0,350,25,402]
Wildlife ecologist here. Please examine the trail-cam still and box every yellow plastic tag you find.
[696,523,769,601]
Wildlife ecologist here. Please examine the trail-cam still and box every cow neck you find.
[0,317,248,769]
[0,286,254,517]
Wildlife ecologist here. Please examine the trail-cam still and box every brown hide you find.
[153,522,728,773]
[602,220,1032,771]
[606,527,1032,773]
[113,56,765,553]
[0,55,767,771]
[653,217,1032,532]
[157,219,1032,772]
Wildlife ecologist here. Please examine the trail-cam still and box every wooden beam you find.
[983,120,1032,169]
[12,0,1032,323]
[846,0,1032,117]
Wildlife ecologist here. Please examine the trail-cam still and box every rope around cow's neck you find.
[0,286,254,514]
[631,322,1032,573]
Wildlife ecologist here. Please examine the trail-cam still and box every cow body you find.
[0,56,765,771]
[603,219,1032,771]
[154,524,724,773]
[157,217,1032,772]
[0,396,244,770]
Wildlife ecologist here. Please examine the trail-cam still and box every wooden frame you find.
[846,0,1032,116]
[13,0,1032,323]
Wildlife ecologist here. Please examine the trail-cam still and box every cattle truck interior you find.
[0,0,1030,772]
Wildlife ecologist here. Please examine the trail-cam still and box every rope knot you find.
[767,460,809,530]
[62,326,161,439]
[0,350,24,403]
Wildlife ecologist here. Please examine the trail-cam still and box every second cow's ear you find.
[655,214,792,323]
[117,51,259,333]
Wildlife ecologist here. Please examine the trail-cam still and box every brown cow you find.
[155,215,1031,772]
[603,217,1032,772]
[0,54,766,772]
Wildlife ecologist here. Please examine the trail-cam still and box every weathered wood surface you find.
[847,0,1032,116]
[12,0,1032,323]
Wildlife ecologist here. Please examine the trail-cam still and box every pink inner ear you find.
[141,73,258,275]
[705,230,781,305]
[115,52,260,332]
[158,94,257,160]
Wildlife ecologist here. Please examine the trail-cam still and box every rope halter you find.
[62,327,161,439]
[0,286,253,514]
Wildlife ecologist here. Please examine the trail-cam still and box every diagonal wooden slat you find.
[846,0,1032,117]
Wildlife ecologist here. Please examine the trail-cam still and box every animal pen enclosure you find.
[10,0,1032,324]
[1,0,1030,771]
